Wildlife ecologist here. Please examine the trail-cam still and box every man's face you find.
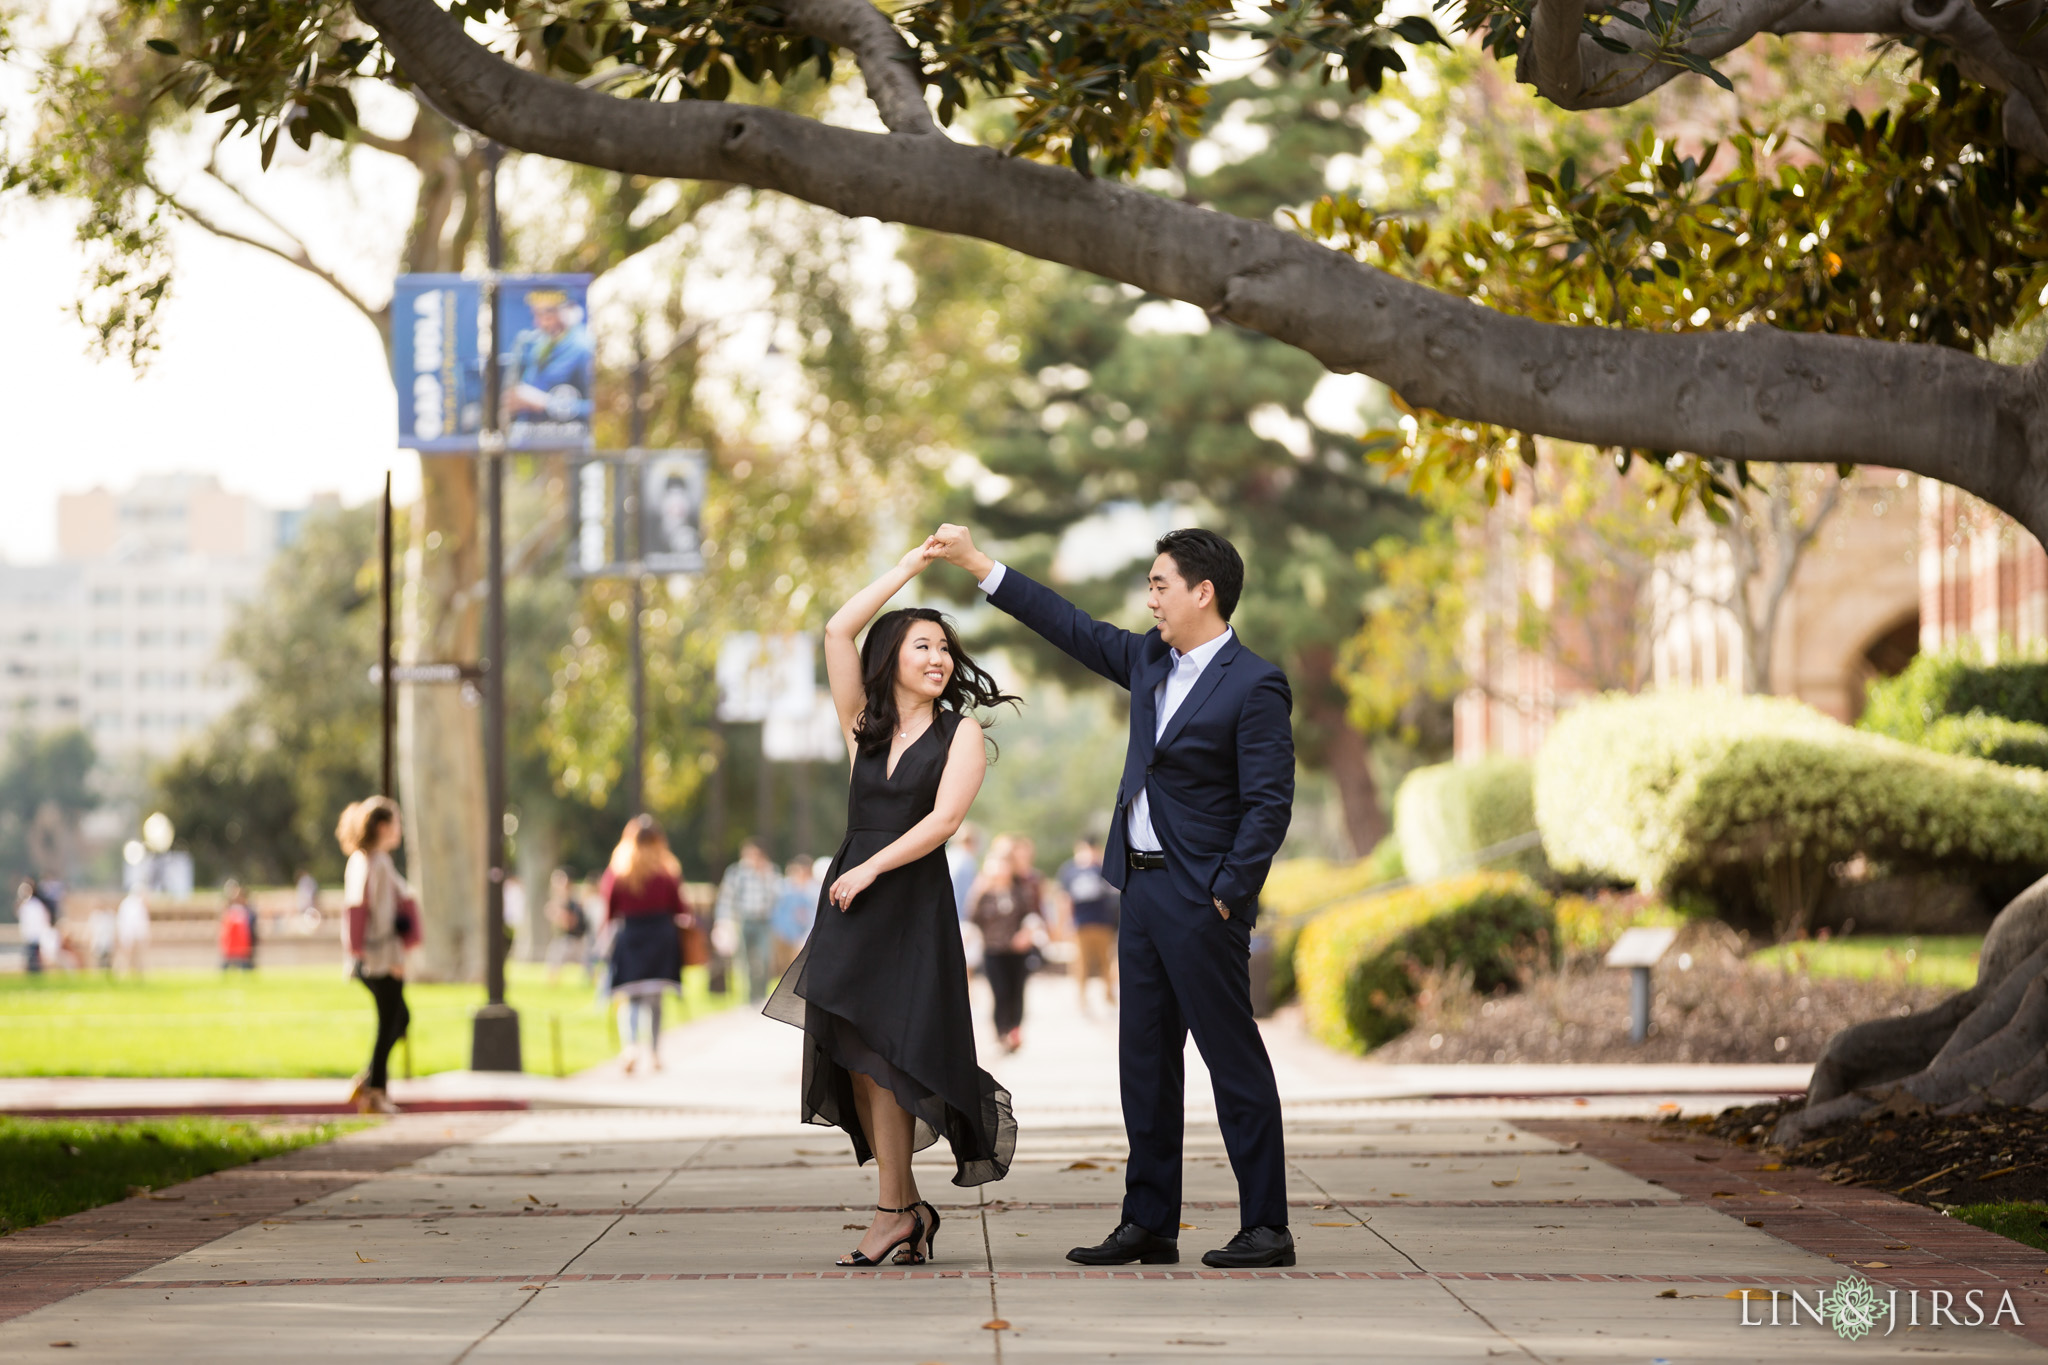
[533,304,564,336]
[1146,552,1214,648]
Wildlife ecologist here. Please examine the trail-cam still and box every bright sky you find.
[2,200,405,563]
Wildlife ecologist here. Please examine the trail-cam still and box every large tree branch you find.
[771,0,936,135]
[353,0,2048,542]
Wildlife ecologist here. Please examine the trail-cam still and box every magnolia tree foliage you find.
[15,0,2048,543]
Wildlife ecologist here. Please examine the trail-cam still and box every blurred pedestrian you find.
[16,882,53,974]
[295,869,321,927]
[1058,837,1118,1010]
[338,797,417,1115]
[88,904,116,973]
[115,888,151,977]
[503,873,527,947]
[947,823,983,923]
[601,816,690,1074]
[769,855,817,977]
[714,838,779,1003]
[543,868,591,986]
[968,835,1045,1053]
[218,880,258,971]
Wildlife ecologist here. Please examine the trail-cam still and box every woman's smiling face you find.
[896,620,955,703]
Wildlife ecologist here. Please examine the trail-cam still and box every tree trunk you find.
[398,458,486,981]
[1295,645,1389,857]
[1774,872,2048,1143]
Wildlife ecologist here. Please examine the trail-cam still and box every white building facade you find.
[0,474,306,758]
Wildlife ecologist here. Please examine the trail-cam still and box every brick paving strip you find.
[1521,1118,2048,1350]
[0,1111,514,1325]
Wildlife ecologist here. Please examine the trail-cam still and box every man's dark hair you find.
[1155,528,1244,621]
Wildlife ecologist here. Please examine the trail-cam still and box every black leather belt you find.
[1126,848,1167,871]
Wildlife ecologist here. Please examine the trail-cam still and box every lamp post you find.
[471,139,521,1073]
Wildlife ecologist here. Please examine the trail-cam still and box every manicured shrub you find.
[1918,714,2048,770]
[1293,871,1555,1053]
[1551,894,1689,960]
[1861,650,2048,744]
[1261,841,1403,1005]
[1393,758,1546,881]
[1534,690,2048,932]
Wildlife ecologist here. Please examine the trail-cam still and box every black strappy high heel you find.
[895,1200,942,1264]
[837,1204,925,1268]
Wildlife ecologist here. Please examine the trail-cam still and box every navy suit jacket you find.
[988,567,1295,925]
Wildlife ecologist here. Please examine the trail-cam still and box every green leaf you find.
[145,38,180,55]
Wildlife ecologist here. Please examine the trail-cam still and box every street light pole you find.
[471,139,521,1072]
[380,470,394,798]
[627,334,648,817]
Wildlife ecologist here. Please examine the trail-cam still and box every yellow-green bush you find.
[1394,758,1546,880]
[1552,894,1688,959]
[1534,691,2048,923]
[1294,871,1555,1054]
[1260,840,1403,1005]
[1920,714,2048,770]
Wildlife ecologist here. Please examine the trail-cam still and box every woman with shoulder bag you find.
[337,796,420,1115]
[601,816,690,1074]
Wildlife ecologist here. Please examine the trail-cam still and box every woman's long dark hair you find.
[854,608,1019,756]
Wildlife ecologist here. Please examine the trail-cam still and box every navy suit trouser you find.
[1117,867,1289,1235]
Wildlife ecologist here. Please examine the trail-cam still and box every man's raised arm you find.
[930,524,1143,689]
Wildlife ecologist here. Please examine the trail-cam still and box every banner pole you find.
[471,139,521,1072]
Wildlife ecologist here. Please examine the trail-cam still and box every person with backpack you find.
[218,880,258,971]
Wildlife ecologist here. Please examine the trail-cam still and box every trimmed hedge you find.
[1861,650,2048,744]
[1552,894,1688,959]
[1260,840,1404,1006]
[1918,714,2048,770]
[1393,758,1545,881]
[1534,691,2048,919]
[1294,871,1555,1053]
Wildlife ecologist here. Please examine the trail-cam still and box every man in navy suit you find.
[932,523,1296,1269]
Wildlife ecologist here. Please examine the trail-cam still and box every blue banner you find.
[499,273,595,451]
[391,274,483,452]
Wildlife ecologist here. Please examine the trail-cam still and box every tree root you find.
[1774,872,2048,1145]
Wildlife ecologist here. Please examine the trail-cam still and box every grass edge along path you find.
[0,962,733,1079]
[1954,1203,2048,1255]
[0,1115,366,1233]
[1746,934,1983,991]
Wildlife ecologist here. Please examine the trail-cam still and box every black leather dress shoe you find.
[1066,1221,1180,1266]
[1201,1226,1295,1268]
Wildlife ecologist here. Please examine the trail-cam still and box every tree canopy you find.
[11,0,2048,541]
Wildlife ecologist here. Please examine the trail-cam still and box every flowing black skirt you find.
[764,831,1015,1186]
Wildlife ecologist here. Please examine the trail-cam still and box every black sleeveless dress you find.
[764,709,1015,1186]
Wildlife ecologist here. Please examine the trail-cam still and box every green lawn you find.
[1952,1203,2048,1253]
[1748,935,1983,991]
[0,963,732,1078]
[0,1115,364,1232]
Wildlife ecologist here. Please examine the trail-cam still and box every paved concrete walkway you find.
[4,975,2044,1360]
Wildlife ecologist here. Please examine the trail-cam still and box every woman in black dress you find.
[765,539,1018,1268]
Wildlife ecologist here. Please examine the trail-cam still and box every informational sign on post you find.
[716,633,817,723]
[764,689,848,762]
[391,274,483,451]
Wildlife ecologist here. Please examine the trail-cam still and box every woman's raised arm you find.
[823,539,940,742]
